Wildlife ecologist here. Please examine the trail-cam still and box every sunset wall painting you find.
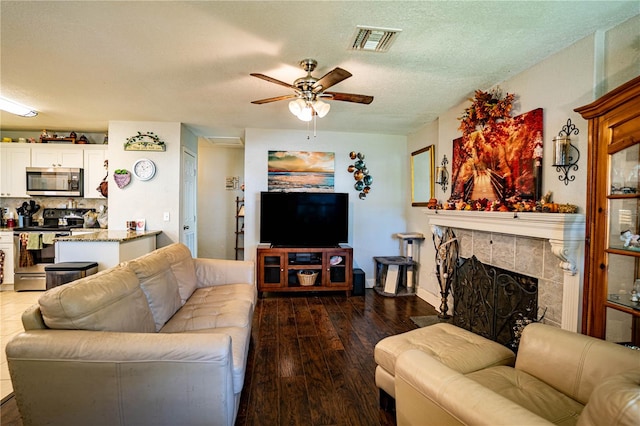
[268,151,335,192]
[451,108,543,203]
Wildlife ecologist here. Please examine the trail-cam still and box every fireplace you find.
[453,255,538,349]
[425,210,585,331]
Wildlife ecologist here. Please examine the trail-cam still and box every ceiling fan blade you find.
[250,73,296,90]
[312,67,352,92]
[251,94,298,104]
[324,92,374,104]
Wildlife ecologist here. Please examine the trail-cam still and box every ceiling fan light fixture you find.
[298,104,314,122]
[288,98,306,116]
[0,96,38,117]
[314,99,330,118]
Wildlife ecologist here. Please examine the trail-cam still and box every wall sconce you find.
[552,119,580,185]
[435,155,449,192]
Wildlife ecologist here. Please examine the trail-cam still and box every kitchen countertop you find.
[55,230,161,243]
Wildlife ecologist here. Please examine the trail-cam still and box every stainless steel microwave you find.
[26,167,83,196]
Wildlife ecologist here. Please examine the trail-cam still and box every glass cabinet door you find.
[605,134,640,345]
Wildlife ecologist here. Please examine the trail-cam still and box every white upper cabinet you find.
[0,144,31,197]
[31,145,83,168]
[83,147,107,199]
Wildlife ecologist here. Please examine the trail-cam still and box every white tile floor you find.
[0,289,42,401]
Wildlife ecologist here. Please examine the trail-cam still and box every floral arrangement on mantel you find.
[430,192,578,213]
[458,88,515,135]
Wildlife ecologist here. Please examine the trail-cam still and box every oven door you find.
[14,232,68,291]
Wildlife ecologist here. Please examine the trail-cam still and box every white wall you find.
[244,128,407,285]
[197,142,245,260]
[406,120,441,306]
[107,121,194,247]
[408,14,640,309]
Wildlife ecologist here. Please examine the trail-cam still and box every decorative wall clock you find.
[132,158,156,181]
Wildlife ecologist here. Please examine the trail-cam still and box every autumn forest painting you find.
[450,108,543,203]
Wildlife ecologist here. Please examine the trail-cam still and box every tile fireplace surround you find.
[426,210,586,331]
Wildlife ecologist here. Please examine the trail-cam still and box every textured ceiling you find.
[1,1,638,139]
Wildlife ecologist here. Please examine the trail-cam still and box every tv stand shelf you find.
[257,245,353,296]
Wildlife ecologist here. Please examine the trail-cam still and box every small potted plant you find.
[113,169,132,189]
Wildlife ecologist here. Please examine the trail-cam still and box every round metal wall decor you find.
[348,151,372,199]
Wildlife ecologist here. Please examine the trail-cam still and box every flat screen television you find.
[260,192,349,247]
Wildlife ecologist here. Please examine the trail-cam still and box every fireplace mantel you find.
[425,210,585,241]
[425,209,586,332]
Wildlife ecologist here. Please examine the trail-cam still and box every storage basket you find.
[297,270,318,286]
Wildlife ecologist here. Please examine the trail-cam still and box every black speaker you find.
[353,268,365,296]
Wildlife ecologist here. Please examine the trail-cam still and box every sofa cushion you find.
[154,243,198,305]
[160,287,253,332]
[467,365,584,425]
[517,323,640,404]
[375,323,515,378]
[126,250,182,332]
[188,283,256,307]
[39,266,155,332]
[577,370,640,426]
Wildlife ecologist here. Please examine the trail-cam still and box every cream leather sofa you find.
[6,243,256,426]
[394,323,640,426]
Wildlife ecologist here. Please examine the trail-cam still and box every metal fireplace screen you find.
[452,255,538,349]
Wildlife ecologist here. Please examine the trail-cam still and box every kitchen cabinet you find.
[0,144,31,197]
[31,145,83,168]
[576,75,640,346]
[0,231,15,285]
[256,245,353,296]
[83,146,107,199]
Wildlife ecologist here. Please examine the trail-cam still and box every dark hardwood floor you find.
[1,290,437,426]
[236,290,437,426]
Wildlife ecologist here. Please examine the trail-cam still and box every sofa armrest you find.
[195,258,255,287]
[7,330,237,426]
[395,349,554,426]
[21,303,46,330]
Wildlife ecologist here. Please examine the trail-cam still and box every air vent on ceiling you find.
[205,137,244,147]
[349,26,401,52]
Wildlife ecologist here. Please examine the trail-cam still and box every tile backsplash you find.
[1,196,106,223]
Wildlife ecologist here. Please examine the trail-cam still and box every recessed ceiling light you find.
[349,26,402,52]
[0,96,38,117]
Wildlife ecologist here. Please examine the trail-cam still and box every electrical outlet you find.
[163,212,170,221]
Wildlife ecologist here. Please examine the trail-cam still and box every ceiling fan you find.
[250,59,373,121]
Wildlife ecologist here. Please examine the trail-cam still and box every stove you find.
[14,208,96,234]
[13,208,96,291]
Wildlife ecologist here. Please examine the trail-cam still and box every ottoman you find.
[374,323,515,403]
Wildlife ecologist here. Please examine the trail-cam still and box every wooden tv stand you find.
[256,245,353,296]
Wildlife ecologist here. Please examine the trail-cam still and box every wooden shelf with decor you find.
[576,75,640,347]
[256,245,352,297]
[235,197,244,260]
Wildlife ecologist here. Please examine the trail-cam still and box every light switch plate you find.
[163,212,170,221]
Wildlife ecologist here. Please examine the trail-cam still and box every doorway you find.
[197,140,245,260]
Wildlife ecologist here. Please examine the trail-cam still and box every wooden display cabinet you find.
[257,245,353,296]
[576,75,640,346]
